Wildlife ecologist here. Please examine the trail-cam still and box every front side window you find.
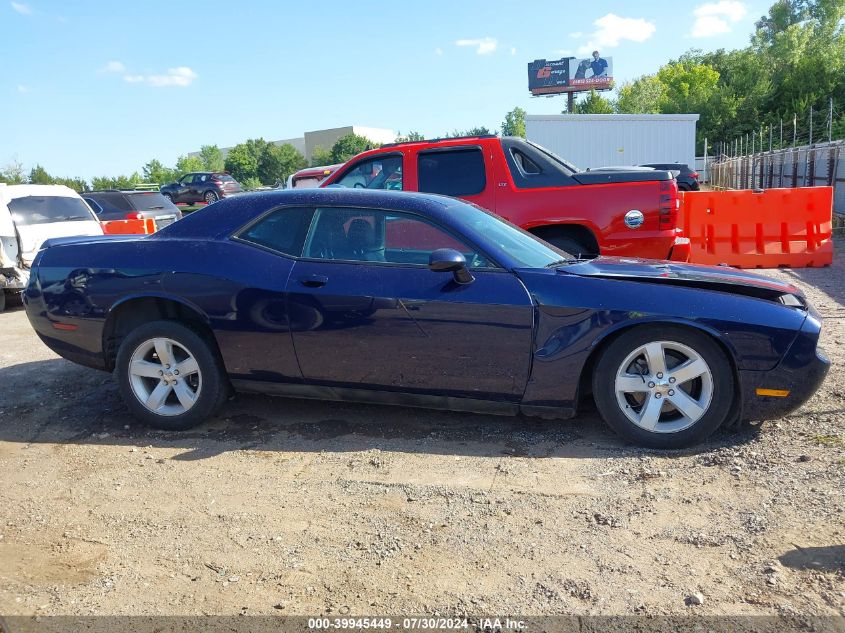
[180,174,194,185]
[237,207,313,256]
[417,148,486,197]
[303,207,492,267]
[8,196,96,226]
[337,155,403,190]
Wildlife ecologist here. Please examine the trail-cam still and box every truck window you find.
[417,148,486,197]
[337,156,402,190]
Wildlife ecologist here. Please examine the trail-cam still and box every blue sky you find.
[1,0,764,179]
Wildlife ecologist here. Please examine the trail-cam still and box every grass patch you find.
[812,434,843,447]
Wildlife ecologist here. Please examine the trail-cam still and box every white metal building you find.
[525,114,699,170]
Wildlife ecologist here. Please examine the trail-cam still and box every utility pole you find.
[830,97,834,142]
[769,124,772,152]
[567,92,574,114]
[793,114,797,147]
[779,118,783,149]
[811,106,817,145]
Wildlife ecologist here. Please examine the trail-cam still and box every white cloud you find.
[146,66,197,87]
[455,37,498,55]
[102,60,125,73]
[569,31,583,38]
[435,47,443,56]
[691,1,747,37]
[577,13,656,55]
[553,49,573,57]
[510,47,517,56]
[118,66,198,87]
[11,1,31,14]
[16,84,28,93]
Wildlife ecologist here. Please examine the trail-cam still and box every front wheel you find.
[115,320,228,430]
[592,325,734,448]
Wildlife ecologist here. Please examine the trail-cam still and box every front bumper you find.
[738,313,830,421]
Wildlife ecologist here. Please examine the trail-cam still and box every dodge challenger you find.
[23,189,828,448]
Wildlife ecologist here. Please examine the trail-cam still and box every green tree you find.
[29,164,53,184]
[446,126,494,137]
[52,177,88,192]
[310,146,334,167]
[0,159,26,184]
[224,139,268,182]
[395,130,426,142]
[573,90,614,114]
[198,145,225,172]
[615,75,666,113]
[330,134,373,163]
[257,143,308,185]
[500,107,527,137]
[91,173,142,190]
[143,159,178,185]
[175,154,204,175]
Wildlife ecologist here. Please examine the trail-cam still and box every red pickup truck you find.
[320,135,689,260]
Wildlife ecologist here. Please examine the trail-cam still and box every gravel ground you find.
[0,249,843,624]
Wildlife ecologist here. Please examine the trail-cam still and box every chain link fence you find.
[708,141,845,215]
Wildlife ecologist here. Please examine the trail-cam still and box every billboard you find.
[528,53,613,95]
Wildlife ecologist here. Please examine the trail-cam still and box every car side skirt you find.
[230,379,574,420]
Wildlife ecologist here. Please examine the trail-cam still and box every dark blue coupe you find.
[24,189,828,448]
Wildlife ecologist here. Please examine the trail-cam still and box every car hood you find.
[555,257,803,301]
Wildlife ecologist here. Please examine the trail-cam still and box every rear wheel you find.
[162,192,174,203]
[592,325,734,448]
[204,190,219,205]
[115,320,228,430]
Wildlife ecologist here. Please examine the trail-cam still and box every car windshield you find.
[8,195,95,225]
[445,200,575,267]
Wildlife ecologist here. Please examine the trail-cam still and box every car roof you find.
[0,184,81,202]
[156,189,457,241]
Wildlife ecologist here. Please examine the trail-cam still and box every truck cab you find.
[321,135,687,261]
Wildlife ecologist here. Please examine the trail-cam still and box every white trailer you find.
[525,114,699,171]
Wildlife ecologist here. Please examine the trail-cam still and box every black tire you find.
[162,192,174,203]
[592,325,734,449]
[204,190,219,205]
[115,320,228,430]
[545,235,596,259]
[0,290,6,313]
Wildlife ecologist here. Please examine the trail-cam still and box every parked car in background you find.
[159,172,242,205]
[23,189,827,448]
[0,184,103,312]
[84,191,182,229]
[641,163,700,191]
[321,135,688,260]
[286,164,343,189]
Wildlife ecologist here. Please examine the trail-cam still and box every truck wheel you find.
[115,320,228,430]
[592,325,734,449]
[546,236,596,259]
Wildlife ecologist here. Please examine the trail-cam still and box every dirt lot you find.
[0,251,843,624]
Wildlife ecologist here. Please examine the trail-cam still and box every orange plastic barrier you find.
[678,188,833,268]
[101,218,157,235]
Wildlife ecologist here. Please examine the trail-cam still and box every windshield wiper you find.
[545,258,581,268]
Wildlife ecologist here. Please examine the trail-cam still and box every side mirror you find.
[428,248,474,285]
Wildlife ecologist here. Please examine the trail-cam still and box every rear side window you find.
[8,196,96,226]
[214,174,235,182]
[417,148,485,197]
[127,192,178,212]
[87,194,132,213]
[237,207,313,257]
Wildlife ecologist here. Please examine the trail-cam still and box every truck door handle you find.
[299,275,328,288]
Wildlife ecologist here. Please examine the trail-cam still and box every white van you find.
[0,184,104,311]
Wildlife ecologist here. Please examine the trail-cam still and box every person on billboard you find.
[590,51,608,77]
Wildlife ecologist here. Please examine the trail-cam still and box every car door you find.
[415,146,497,213]
[175,174,194,203]
[286,205,535,400]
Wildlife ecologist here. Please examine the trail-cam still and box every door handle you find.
[299,275,328,288]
